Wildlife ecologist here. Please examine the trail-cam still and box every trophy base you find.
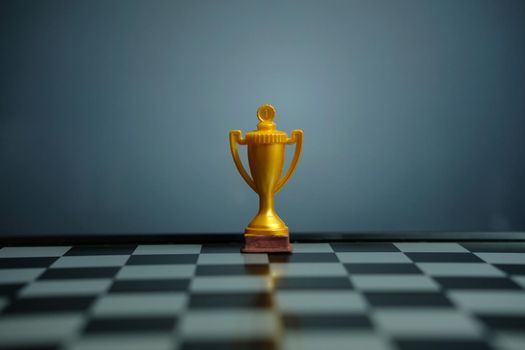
[241,234,293,254]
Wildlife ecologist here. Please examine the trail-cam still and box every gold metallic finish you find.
[229,104,303,238]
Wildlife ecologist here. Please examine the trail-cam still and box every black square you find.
[494,264,525,275]
[1,345,61,350]
[181,340,276,350]
[282,313,372,330]
[126,254,198,265]
[344,263,422,274]
[461,242,525,253]
[0,257,57,269]
[201,244,242,253]
[84,316,177,333]
[196,264,270,276]
[477,315,525,331]
[3,296,96,314]
[189,293,273,309]
[109,279,190,293]
[331,243,400,252]
[38,267,120,280]
[0,283,25,298]
[65,245,137,256]
[269,253,338,263]
[405,253,483,263]
[433,277,521,290]
[364,292,454,307]
[396,339,493,350]
[275,277,353,290]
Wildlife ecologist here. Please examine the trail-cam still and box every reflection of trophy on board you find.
[229,104,303,253]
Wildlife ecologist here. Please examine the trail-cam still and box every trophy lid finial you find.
[246,104,288,143]
[257,104,276,123]
[256,104,276,130]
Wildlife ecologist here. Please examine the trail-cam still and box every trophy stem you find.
[258,192,275,216]
[242,187,291,253]
[244,191,287,234]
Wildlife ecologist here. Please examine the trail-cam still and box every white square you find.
[372,309,482,337]
[292,243,334,253]
[417,263,505,277]
[512,276,525,289]
[133,244,201,255]
[0,315,84,346]
[276,291,366,313]
[198,253,268,265]
[0,268,45,284]
[336,252,410,263]
[51,255,129,268]
[70,335,174,350]
[474,253,525,264]
[20,279,112,297]
[350,275,439,291]
[284,331,390,350]
[0,246,71,258]
[448,291,525,314]
[492,332,525,350]
[0,298,8,312]
[181,310,276,339]
[270,263,347,277]
[190,276,270,293]
[116,265,195,279]
[92,293,187,316]
[394,243,468,253]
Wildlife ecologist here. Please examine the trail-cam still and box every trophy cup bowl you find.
[229,104,303,253]
[246,141,288,235]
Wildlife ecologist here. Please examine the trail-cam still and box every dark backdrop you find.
[1,0,524,235]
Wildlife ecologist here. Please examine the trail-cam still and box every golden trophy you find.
[229,104,303,253]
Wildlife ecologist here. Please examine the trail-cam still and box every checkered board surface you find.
[0,242,524,350]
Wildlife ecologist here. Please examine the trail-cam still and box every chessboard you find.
[0,241,524,350]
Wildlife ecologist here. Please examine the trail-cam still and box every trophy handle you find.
[274,130,303,193]
[229,130,257,192]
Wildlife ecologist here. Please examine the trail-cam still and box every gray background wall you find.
[1,0,524,235]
